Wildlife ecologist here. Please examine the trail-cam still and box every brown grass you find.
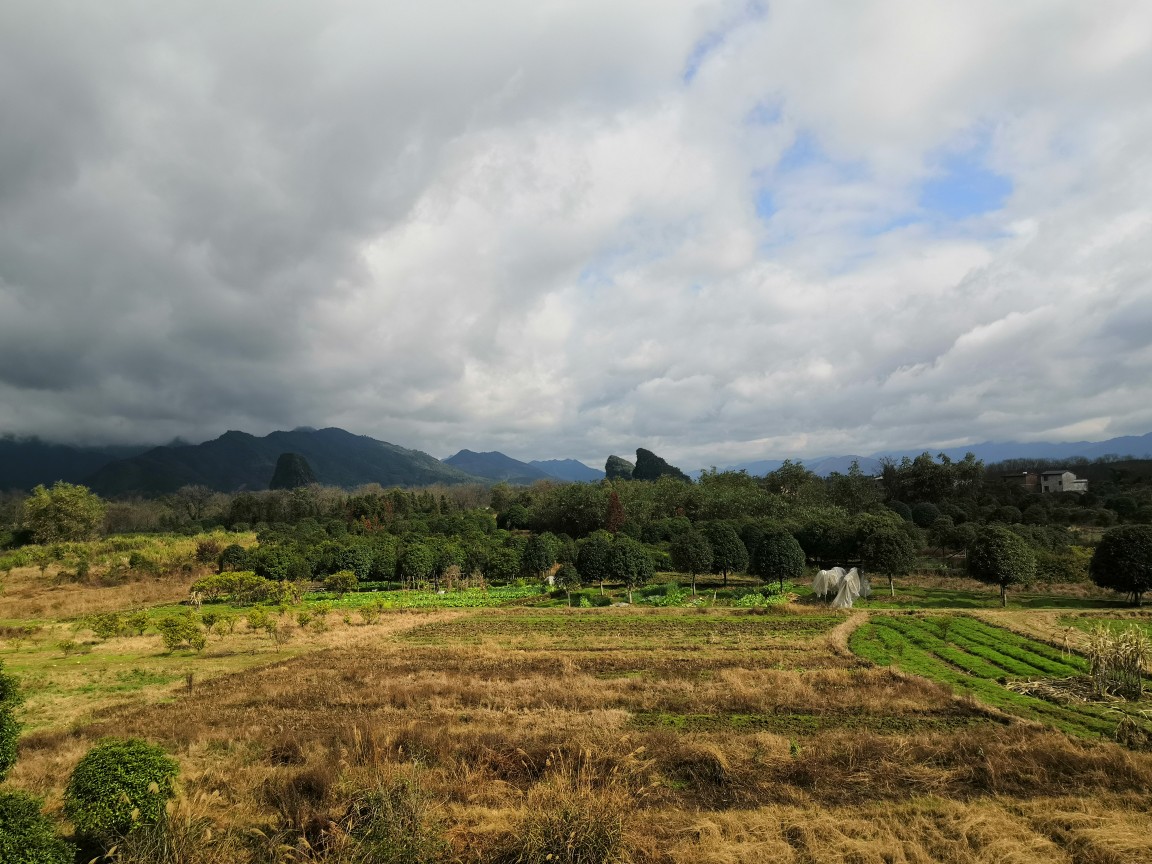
[5,595,1152,863]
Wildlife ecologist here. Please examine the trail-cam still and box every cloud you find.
[1,0,1151,469]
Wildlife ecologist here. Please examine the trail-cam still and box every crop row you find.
[850,616,1138,740]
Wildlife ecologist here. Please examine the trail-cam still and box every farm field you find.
[4,564,1152,863]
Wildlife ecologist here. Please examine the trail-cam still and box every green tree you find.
[859,526,916,597]
[553,563,581,604]
[609,537,653,603]
[968,525,1037,607]
[20,482,106,544]
[1089,525,1152,606]
[704,522,748,587]
[751,530,805,590]
[481,545,521,584]
[64,738,179,842]
[576,533,613,594]
[399,543,435,589]
[268,452,318,490]
[670,528,712,596]
[521,535,554,582]
[825,461,882,513]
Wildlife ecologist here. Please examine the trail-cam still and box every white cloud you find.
[0,0,1150,469]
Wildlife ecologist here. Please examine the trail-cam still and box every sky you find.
[2,1,1151,468]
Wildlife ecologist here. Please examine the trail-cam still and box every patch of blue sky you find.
[754,188,776,220]
[682,0,767,84]
[917,144,1012,220]
[744,100,782,127]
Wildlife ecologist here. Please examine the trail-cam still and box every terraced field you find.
[850,614,1152,739]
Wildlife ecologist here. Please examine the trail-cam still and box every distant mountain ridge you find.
[529,459,604,482]
[719,432,1152,477]
[442,450,552,485]
[0,437,153,492]
[85,428,481,496]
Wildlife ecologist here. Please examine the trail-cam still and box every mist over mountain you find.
[0,437,152,492]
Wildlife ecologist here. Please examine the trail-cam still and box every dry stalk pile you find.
[1085,625,1151,701]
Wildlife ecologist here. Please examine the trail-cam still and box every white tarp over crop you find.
[815,566,870,609]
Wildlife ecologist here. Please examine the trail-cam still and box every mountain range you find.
[4,426,1152,496]
[720,432,1152,477]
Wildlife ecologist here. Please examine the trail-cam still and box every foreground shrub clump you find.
[64,738,179,841]
[0,661,22,781]
[0,790,76,864]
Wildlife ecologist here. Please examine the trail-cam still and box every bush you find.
[195,538,223,564]
[0,790,76,864]
[0,661,22,781]
[87,612,125,640]
[325,569,358,597]
[64,738,179,841]
[155,615,206,652]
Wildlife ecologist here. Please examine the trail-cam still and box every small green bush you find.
[155,615,206,652]
[123,610,150,636]
[325,569,358,597]
[63,738,179,841]
[0,661,22,781]
[0,790,76,864]
[87,612,125,640]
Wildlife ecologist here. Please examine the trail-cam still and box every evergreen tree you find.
[704,522,748,587]
[968,525,1037,607]
[670,528,712,596]
[1090,525,1152,606]
[751,530,805,590]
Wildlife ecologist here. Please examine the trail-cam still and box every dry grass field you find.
[1,569,1151,863]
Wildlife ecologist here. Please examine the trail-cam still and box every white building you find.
[1040,470,1088,494]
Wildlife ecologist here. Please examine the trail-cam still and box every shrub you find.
[155,615,206,652]
[325,569,358,597]
[123,611,150,636]
[87,612,125,640]
[217,543,249,572]
[64,738,179,841]
[0,661,22,781]
[195,538,223,564]
[0,790,76,864]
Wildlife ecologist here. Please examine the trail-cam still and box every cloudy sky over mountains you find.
[2,1,1150,466]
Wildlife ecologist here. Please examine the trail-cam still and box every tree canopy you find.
[967,525,1037,607]
[751,530,805,589]
[1089,525,1152,606]
[21,482,106,544]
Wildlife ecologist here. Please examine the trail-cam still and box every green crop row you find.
[948,616,1085,668]
[850,616,1145,741]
